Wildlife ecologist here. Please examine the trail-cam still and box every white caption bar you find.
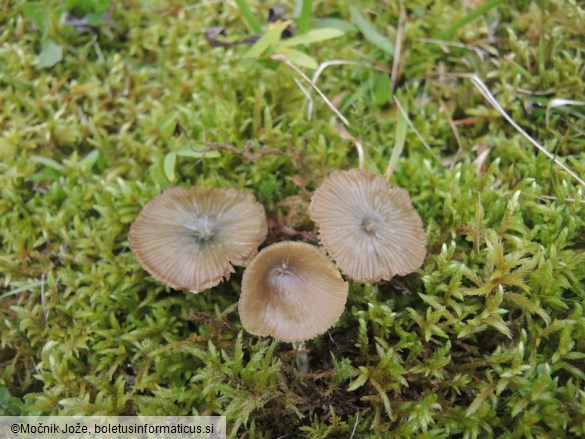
[0,416,226,439]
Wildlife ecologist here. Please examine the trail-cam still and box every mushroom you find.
[129,186,267,293]
[238,241,348,342]
[309,169,426,282]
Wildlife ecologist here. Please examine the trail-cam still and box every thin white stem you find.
[349,411,359,439]
[40,273,48,321]
[459,73,585,187]
[308,60,357,120]
[393,97,432,152]
[292,341,308,373]
[390,2,405,90]
[293,78,312,112]
[272,53,350,127]
[432,72,585,187]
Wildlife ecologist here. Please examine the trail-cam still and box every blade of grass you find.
[277,48,318,69]
[385,99,408,177]
[437,0,502,40]
[394,97,432,152]
[243,21,291,64]
[372,71,392,106]
[0,281,43,299]
[310,17,356,32]
[159,111,179,139]
[438,98,464,168]
[349,5,394,56]
[164,152,177,182]
[234,0,262,34]
[176,148,221,158]
[279,28,344,48]
[31,156,66,172]
[390,2,405,90]
[21,2,48,34]
[298,0,312,34]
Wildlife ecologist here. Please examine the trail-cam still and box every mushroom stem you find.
[292,341,309,373]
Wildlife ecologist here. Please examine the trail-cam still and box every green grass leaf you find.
[244,21,291,62]
[37,39,63,68]
[234,0,262,34]
[21,2,48,34]
[387,99,408,175]
[279,28,344,48]
[30,155,66,172]
[297,0,312,34]
[310,17,356,32]
[175,148,221,158]
[437,0,503,40]
[163,152,177,182]
[159,111,179,140]
[373,71,392,106]
[349,5,394,56]
[0,281,43,299]
[277,49,318,70]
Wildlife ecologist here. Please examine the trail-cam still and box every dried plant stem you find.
[476,193,482,254]
[537,195,585,203]
[393,97,432,152]
[293,78,312,111]
[438,98,463,168]
[444,73,585,188]
[312,60,358,85]
[40,273,48,321]
[308,58,392,119]
[275,54,366,167]
[390,1,405,90]
[308,60,357,120]
[271,53,350,127]
[349,412,359,439]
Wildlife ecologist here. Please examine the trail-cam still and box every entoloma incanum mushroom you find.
[129,186,267,293]
[238,241,348,342]
[310,169,426,282]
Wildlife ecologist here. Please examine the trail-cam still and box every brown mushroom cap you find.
[309,169,426,282]
[129,187,267,293]
[239,242,348,342]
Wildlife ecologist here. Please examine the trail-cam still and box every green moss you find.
[1,0,585,437]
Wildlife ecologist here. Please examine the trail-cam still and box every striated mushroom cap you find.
[129,187,267,293]
[239,242,348,342]
[309,169,426,282]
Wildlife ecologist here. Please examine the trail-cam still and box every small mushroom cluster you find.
[129,169,426,342]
